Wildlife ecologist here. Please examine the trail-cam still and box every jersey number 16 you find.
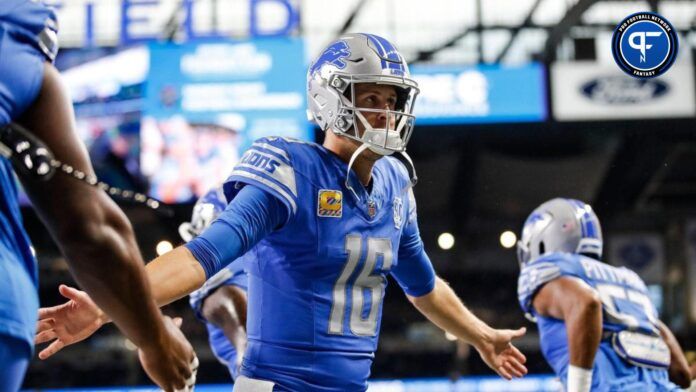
[329,235,392,337]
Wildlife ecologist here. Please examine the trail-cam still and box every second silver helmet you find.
[517,198,603,265]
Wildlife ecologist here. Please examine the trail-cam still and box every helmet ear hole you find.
[538,241,545,256]
[342,87,352,101]
[395,86,410,111]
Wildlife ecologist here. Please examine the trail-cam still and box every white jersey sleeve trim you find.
[237,148,297,196]
[252,142,291,162]
[230,169,298,214]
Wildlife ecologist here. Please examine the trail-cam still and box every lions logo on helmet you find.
[517,198,603,265]
[179,187,227,242]
[308,41,351,79]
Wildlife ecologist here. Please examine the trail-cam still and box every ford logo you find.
[581,76,668,104]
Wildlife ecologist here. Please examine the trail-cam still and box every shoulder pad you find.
[224,137,298,214]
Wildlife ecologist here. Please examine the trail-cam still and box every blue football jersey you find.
[0,0,57,124]
[0,0,56,348]
[221,137,432,391]
[0,0,58,65]
[0,161,38,346]
[518,253,679,391]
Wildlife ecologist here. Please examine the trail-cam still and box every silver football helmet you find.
[307,33,419,155]
[178,187,227,242]
[517,198,603,265]
[307,33,420,197]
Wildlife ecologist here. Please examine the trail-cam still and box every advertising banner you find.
[551,62,696,120]
[411,63,547,124]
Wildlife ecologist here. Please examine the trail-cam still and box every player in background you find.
[0,1,195,390]
[179,187,249,380]
[517,198,691,391]
[35,33,528,391]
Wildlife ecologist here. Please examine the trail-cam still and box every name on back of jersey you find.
[580,258,644,291]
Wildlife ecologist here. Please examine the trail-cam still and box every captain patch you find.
[318,190,342,218]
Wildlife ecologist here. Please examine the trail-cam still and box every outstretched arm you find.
[392,190,526,380]
[145,184,286,306]
[656,320,691,388]
[19,63,194,391]
[201,285,248,370]
[408,277,527,380]
[36,184,284,356]
[533,276,602,392]
[36,247,206,359]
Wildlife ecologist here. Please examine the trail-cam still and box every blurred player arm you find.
[20,64,194,391]
[201,285,247,334]
[201,285,247,368]
[656,320,691,388]
[533,276,601,392]
[532,276,602,369]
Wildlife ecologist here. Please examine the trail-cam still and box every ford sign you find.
[581,76,668,104]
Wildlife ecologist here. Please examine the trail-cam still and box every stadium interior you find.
[20,0,696,390]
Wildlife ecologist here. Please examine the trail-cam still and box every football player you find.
[180,187,249,381]
[0,1,195,390]
[36,33,527,391]
[517,198,691,391]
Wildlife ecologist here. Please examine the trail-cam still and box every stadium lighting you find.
[156,240,173,256]
[438,233,455,250]
[499,231,517,249]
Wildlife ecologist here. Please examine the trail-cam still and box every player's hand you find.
[138,316,198,392]
[474,327,528,380]
[35,284,108,359]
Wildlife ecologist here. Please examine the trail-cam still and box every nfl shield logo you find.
[393,197,403,229]
[367,199,377,219]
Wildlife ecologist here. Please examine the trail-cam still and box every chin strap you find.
[345,143,370,200]
[1,123,172,217]
[344,143,419,202]
[398,150,418,192]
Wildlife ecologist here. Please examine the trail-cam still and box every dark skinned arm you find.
[532,276,603,369]
[201,285,248,367]
[656,320,691,388]
[18,63,193,391]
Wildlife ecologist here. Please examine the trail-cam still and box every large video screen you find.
[411,63,547,124]
[142,39,311,203]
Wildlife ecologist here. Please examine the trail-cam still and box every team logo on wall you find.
[611,12,678,78]
[318,189,342,218]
